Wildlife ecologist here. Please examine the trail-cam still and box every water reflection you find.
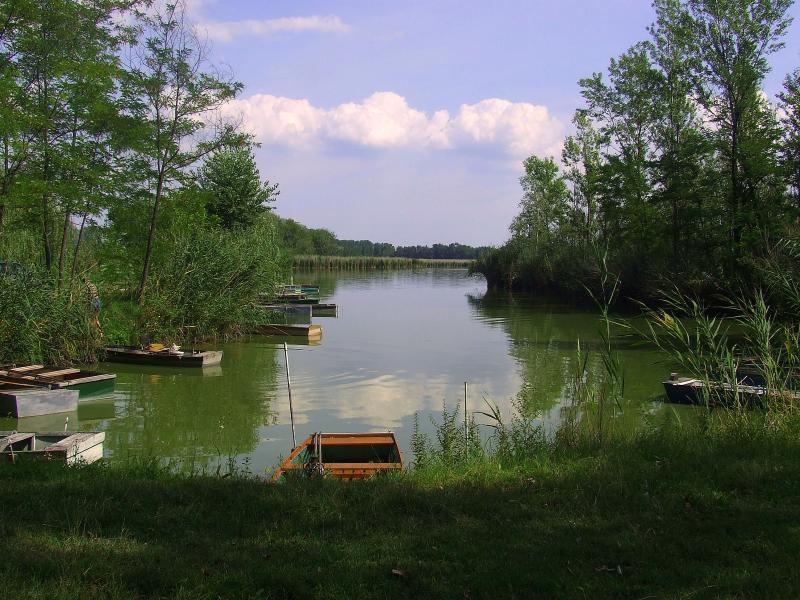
[33,269,676,474]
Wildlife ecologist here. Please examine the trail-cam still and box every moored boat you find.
[104,346,223,367]
[272,432,403,481]
[0,384,79,418]
[0,364,116,397]
[662,373,800,407]
[251,324,322,340]
[0,431,105,464]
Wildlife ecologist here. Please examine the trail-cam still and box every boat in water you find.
[0,431,105,464]
[104,345,223,367]
[272,432,403,481]
[662,373,800,407]
[251,324,322,340]
[0,364,115,397]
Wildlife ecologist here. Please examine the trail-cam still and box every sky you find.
[185,0,800,247]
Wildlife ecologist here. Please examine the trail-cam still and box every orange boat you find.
[271,432,403,481]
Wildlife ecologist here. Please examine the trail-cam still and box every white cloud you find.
[198,15,351,42]
[221,92,564,157]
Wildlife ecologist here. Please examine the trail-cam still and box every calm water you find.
[3,269,675,474]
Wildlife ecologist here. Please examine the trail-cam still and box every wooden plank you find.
[8,365,43,373]
[36,368,81,378]
[0,432,35,451]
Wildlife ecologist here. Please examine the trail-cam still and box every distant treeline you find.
[275,218,488,260]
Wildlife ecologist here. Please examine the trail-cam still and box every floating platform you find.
[0,431,105,464]
[0,384,79,418]
[0,364,116,397]
[104,346,223,367]
[272,432,403,481]
[252,324,322,340]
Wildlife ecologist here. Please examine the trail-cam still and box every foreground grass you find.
[2,426,800,599]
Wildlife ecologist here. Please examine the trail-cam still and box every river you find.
[3,269,675,474]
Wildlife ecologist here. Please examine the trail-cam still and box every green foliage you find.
[138,217,286,341]
[0,267,101,365]
[474,0,798,303]
[198,145,279,229]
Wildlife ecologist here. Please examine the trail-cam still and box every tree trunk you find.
[57,203,71,288]
[69,211,87,286]
[136,173,165,305]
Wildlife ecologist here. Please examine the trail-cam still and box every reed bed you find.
[293,255,474,270]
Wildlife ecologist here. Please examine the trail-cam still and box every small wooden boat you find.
[272,432,403,481]
[0,384,79,418]
[252,324,322,340]
[0,364,115,397]
[662,374,800,407]
[0,431,105,464]
[104,346,223,367]
[280,284,320,295]
[258,303,337,317]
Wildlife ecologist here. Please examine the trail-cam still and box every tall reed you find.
[293,255,474,270]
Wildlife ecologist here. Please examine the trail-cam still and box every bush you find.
[0,268,102,365]
[137,217,287,341]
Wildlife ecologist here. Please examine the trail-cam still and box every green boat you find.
[0,365,116,398]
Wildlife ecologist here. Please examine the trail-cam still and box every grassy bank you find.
[2,420,800,599]
[294,255,474,270]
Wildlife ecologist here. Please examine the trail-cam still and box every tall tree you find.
[684,0,792,265]
[779,68,800,209]
[198,145,279,230]
[126,0,243,304]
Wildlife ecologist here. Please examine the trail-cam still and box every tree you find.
[125,0,243,304]
[198,145,278,229]
[683,0,792,265]
[779,68,800,209]
[511,156,569,247]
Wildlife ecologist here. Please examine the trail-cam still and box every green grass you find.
[2,424,800,599]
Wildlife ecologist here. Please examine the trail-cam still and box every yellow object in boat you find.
[147,343,165,352]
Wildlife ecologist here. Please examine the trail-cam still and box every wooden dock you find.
[0,431,105,464]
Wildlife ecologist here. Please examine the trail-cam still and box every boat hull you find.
[252,324,322,339]
[0,388,79,418]
[0,431,105,465]
[104,347,223,367]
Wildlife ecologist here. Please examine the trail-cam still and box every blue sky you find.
[189,0,800,246]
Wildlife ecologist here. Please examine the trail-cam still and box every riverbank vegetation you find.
[474,0,800,304]
[293,255,474,270]
[0,1,288,364]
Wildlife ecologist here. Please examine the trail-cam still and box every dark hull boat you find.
[104,346,223,367]
[272,432,403,481]
[662,375,800,408]
[0,364,115,397]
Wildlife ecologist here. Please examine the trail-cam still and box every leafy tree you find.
[125,0,244,304]
[779,68,800,209]
[198,145,279,229]
[510,156,569,247]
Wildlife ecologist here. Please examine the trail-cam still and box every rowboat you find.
[0,364,115,397]
[258,303,338,317]
[104,346,223,367]
[0,431,105,464]
[272,432,403,481]
[662,374,800,407]
[251,324,322,340]
[0,384,79,418]
[279,284,320,295]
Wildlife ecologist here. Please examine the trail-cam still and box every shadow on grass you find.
[1,434,800,599]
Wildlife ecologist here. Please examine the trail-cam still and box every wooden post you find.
[464,381,468,448]
[283,342,297,449]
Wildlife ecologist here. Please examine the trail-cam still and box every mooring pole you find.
[283,342,297,449]
[464,381,468,447]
